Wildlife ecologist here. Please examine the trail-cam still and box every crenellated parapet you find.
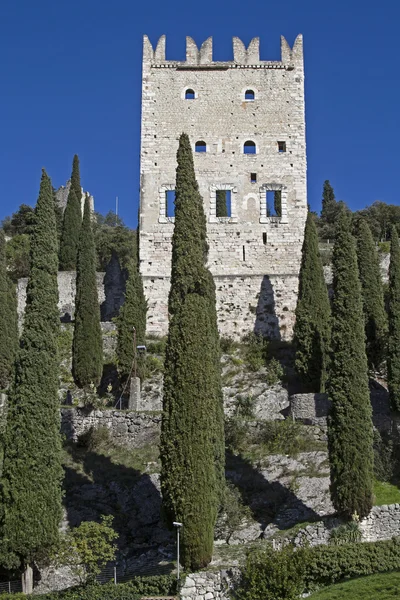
[142,34,303,69]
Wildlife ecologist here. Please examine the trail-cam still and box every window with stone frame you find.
[158,184,176,223]
[209,184,238,223]
[259,184,288,224]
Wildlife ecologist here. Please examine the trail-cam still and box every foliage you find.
[373,480,400,505]
[0,230,18,389]
[354,219,387,370]
[72,196,103,388]
[160,133,224,570]
[236,544,308,600]
[293,211,331,392]
[116,256,147,382]
[1,204,35,237]
[256,419,320,457]
[265,357,284,385]
[59,155,82,270]
[5,233,30,280]
[327,210,374,519]
[0,170,63,573]
[77,426,112,452]
[55,516,118,584]
[378,241,391,254]
[373,430,393,483]
[220,336,238,354]
[318,181,340,241]
[94,221,136,271]
[242,333,268,372]
[353,200,400,242]
[146,337,167,355]
[308,571,400,600]
[387,226,400,412]
[215,481,253,541]
[329,521,361,545]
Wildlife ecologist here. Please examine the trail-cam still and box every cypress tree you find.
[0,170,63,593]
[59,155,82,270]
[72,196,103,388]
[274,190,282,217]
[160,133,224,570]
[0,231,18,390]
[319,180,338,241]
[388,226,400,412]
[327,211,374,519]
[216,190,228,217]
[293,211,331,392]
[116,253,147,382]
[354,219,387,371]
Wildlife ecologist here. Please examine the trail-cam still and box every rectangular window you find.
[216,190,232,217]
[266,191,282,217]
[278,141,286,153]
[250,173,257,183]
[263,232,267,245]
[166,190,176,218]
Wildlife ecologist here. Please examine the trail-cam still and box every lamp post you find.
[173,522,183,580]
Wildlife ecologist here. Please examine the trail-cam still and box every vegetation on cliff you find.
[0,230,18,389]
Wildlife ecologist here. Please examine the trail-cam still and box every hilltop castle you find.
[139,35,307,340]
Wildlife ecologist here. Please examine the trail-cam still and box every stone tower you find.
[139,35,307,340]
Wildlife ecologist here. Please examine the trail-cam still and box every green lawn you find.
[309,571,400,599]
[373,480,400,505]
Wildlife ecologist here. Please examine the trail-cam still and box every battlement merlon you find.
[142,34,304,70]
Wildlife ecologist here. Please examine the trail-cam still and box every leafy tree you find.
[388,226,400,412]
[116,255,147,382]
[293,211,331,391]
[72,196,103,388]
[354,219,387,370]
[94,221,136,271]
[327,210,374,519]
[59,155,82,270]
[354,201,400,242]
[2,204,35,237]
[160,133,224,570]
[55,515,118,584]
[216,190,228,217]
[0,170,63,594]
[0,231,18,390]
[5,234,30,281]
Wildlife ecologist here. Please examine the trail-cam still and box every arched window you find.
[245,89,255,100]
[195,141,207,153]
[185,89,195,99]
[243,140,256,155]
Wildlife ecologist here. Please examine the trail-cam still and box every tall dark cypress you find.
[293,211,331,392]
[116,253,147,382]
[0,231,18,390]
[354,219,387,371]
[0,170,63,593]
[319,180,338,241]
[59,155,82,270]
[327,211,374,519]
[388,226,400,412]
[72,196,103,388]
[160,133,224,570]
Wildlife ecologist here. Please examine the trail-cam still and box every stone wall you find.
[61,408,161,449]
[360,504,400,542]
[139,35,307,340]
[181,570,239,600]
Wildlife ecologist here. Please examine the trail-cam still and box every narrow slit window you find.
[245,89,255,100]
[250,173,257,183]
[263,232,267,245]
[242,245,246,261]
[244,140,256,155]
[195,141,207,153]
[185,89,195,99]
[266,190,282,217]
[278,141,286,153]
[216,190,231,218]
[166,190,176,218]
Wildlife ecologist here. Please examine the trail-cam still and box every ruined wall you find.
[55,180,95,215]
[139,35,307,340]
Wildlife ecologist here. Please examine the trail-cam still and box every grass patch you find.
[373,480,400,505]
[309,570,400,599]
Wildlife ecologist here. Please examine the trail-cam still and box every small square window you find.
[278,141,286,153]
[250,173,257,183]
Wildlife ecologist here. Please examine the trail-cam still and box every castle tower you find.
[139,35,307,340]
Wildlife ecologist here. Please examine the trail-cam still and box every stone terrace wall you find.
[180,570,239,600]
[360,504,400,542]
[61,408,161,449]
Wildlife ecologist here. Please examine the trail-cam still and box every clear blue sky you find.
[1,0,399,228]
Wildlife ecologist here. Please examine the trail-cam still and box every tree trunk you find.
[22,563,33,595]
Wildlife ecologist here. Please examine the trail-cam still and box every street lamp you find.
[173,522,183,580]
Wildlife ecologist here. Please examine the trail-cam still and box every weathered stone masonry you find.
[139,35,307,339]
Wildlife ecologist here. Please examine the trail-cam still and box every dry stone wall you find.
[139,35,307,340]
[181,570,239,600]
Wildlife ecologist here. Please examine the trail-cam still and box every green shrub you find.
[146,337,167,355]
[373,430,393,482]
[242,333,267,372]
[265,357,284,385]
[225,415,250,454]
[256,419,315,456]
[77,426,111,452]
[215,481,253,540]
[378,241,391,254]
[234,395,255,419]
[220,336,238,354]
[329,521,361,545]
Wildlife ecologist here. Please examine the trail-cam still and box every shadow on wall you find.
[100,252,126,322]
[254,275,280,340]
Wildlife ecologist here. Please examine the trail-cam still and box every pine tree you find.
[216,190,228,217]
[388,226,400,412]
[0,170,63,593]
[59,155,82,270]
[327,210,374,519]
[0,230,18,389]
[293,211,331,392]
[354,219,387,371]
[116,252,147,382]
[72,196,103,388]
[160,133,224,570]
